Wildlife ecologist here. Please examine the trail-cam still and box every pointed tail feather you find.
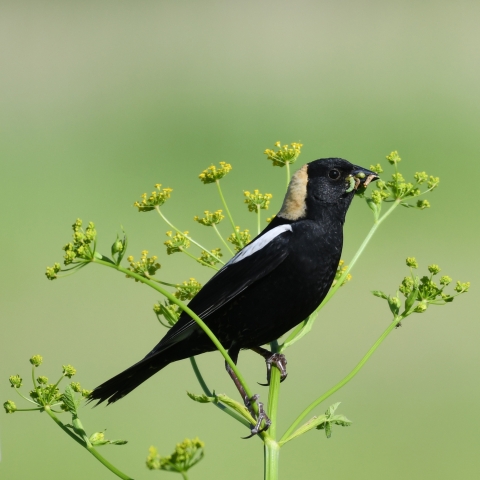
[89,354,170,405]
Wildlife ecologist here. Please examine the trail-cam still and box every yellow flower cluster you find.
[194,210,224,226]
[198,162,232,184]
[134,184,173,212]
[227,227,251,252]
[126,250,161,280]
[153,301,181,327]
[146,438,205,472]
[174,278,202,301]
[164,231,190,255]
[199,248,223,266]
[243,190,273,212]
[332,260,352,287]
[264,141,303,167]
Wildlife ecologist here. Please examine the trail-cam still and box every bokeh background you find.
[1,1,479,479]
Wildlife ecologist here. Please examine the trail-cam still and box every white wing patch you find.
[228,224,292,265]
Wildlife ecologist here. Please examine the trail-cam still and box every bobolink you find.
[90,158,378,434]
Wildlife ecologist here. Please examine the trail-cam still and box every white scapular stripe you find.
[228,224,292,265]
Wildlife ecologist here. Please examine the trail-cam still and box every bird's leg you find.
[224,351,271,438]
[251,346,288,386]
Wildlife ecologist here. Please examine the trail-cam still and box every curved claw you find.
[262,353,288,386]
[241,395,271,439]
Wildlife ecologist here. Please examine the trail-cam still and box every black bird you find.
[90,158,378,433]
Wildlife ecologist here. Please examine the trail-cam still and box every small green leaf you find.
[61,385,80,414]
[387,296,401,315]
[186,392,215,403]
[330,414,353,427]
[404,287,418,313]
[110,440,128,445]
[366,198,378,215]
[372,290,388,299]
[89,431,128,446]
[325,402,340,417]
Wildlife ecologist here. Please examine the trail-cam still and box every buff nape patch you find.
[278,165,308,220]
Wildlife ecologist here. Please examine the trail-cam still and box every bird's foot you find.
[258,353,288,386]
[242,394,271,439]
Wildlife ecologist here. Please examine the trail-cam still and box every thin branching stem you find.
[155,207,225,265]
[189,357,250,428]
[181,248,219,271]
[216,180,243,247]
[285,162,290,191]
[280,315,402,445]
[213,224,234,255]
[257,206,261,236]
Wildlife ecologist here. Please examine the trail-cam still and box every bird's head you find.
[278,158,378,221]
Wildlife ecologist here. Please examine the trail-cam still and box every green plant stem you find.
[181,472,188,480]
[155,207,225,265]
[181,248,219,270]
[213,224,234,255]
[189,357,251,428]
[280,315,402,445]
[91,257,255,412]
[285,162,290,191]
[264,437,280,480]
[44,406,86,447]
[14,387,38,405]
[257,207,261,235]
[216,180,243,247]
[87,444,134,480]
[44,406,133,479]
[149,278,181,288]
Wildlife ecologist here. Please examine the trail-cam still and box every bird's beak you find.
[347,166,380,191]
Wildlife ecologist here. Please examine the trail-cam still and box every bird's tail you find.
[89,353,171,405]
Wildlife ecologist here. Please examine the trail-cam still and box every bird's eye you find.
[328,169,341,180]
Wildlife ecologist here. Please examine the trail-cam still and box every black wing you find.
[147,224,293,355]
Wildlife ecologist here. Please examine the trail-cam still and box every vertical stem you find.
[267,368,281,440]
[213,224,234,255]
[216,180,243,247]
[257,206,261,235]
[264,437,280,480]
[286,162,290,191]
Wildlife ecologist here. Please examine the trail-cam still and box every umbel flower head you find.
[126,250,161,279]
[331,260,352,287]
[146,438,205,473]
[228,227,251,252]
[194,210,225,226]
[199,162,232,184]
[363,151,440,207]
[373,258,470,318]
[243,190,273,212]
[174,278,202,301]
[164,231,190,255]
[199,248,223,267]
[134,184,173,212]
[264,141,303,167]
[3,400,16,414]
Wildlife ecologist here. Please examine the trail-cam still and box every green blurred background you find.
[1,1,479,479]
